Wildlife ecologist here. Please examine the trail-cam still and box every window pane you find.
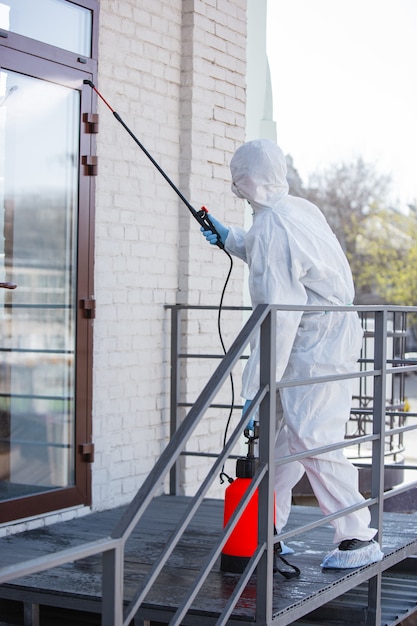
[0,0,92,56]
[0,70,79,498]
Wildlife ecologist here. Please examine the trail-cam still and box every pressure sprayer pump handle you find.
[83,80,224,250]
[199,206,225,249]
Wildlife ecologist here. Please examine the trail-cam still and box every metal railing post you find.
[256,307,276,625]
[367,309,387,625]
[371,308,387,533]
[102,544,124,626]
[170,305,181,495]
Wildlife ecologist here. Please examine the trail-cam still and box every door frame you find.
[0,3,98,522]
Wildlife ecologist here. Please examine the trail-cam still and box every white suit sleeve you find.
[242,224,307,399]
[224,226,248,263]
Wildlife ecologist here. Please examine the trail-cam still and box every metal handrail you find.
[1,304,417,625]
[165,303,417,625]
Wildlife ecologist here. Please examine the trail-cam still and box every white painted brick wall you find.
[92,0,182,511]
[176,0,247,499]
[98,0,247,514]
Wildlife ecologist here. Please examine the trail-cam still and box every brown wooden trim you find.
[0,487,90,524]
[0,0,98,523]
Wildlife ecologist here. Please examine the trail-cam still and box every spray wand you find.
[83,80,224,249]
[84,79,236,482]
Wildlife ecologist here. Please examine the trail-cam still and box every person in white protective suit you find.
[201,138,383,569]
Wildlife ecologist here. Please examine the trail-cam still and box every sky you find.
[266,0,417,209]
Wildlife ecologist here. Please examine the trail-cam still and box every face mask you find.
[231,181,245,199]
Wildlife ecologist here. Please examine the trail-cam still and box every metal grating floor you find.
[293,559,417,625]
[0,496,416,625]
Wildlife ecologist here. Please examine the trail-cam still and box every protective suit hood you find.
[230,139,289,210]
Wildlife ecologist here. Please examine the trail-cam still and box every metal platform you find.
[0,495,416,625]
[293,559,417,626]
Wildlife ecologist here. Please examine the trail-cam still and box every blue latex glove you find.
[243,399,257,437]
[200,214,229,245]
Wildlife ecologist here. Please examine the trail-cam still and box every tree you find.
[350,209,415,304]
[286,155,417,305]
[302,158,392,259]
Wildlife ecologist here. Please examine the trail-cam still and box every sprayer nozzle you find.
[83,79,95,88]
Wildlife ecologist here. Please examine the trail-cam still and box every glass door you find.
[0,69,79,500]
[0,36,95,521]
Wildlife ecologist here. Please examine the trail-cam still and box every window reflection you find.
[0,0,92,56]
[0,70,79,498]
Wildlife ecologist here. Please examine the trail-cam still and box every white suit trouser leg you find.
[274,392,305,531]
[275,381,376,544]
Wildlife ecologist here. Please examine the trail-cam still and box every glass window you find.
[0,0,92,56]
[0,69,79,498]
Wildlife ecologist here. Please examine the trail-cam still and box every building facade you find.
[0,0,250,534]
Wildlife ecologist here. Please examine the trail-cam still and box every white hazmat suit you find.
[207,139,383,568]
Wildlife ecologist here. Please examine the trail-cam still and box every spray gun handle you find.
[198,207,225,250]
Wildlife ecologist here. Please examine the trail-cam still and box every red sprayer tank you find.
[221,453,276,574]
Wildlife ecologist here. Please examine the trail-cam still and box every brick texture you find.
[92,0,247,510]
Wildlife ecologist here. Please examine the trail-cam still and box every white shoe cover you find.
[280,542,295,555]
[321,541,383,569]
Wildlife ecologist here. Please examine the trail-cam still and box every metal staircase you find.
[0,304,416,626]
